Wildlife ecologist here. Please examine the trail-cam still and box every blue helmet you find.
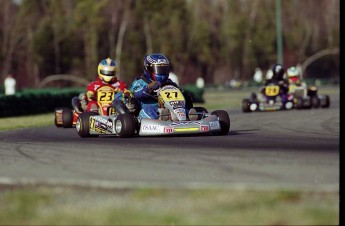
[143,53,171,83]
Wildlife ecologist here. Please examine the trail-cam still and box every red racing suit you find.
[86,77,128,112]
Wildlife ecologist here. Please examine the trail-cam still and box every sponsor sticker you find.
[209,121,220,130]
[164,127,173,133]
[200,125,209,132]
[142,125,160,131]
[94,116,108,124]
[106,119,113,133]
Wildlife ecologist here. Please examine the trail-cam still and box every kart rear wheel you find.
[114,113,136,138]
[320,95,330,108]
[76,112,98,138]
[211,110,230,135]
[62,108,73,128]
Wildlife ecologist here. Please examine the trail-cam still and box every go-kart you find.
[289,84,330,109]
[76,83,230,138]
[242,83,294,112]
[55,85,120,128]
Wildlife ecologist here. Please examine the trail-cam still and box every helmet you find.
[143,53,171,83]
[98,58,117,83]
[272,64,285,80]
[286,66,302,85]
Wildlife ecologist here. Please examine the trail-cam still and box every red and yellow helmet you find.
[97,58,117,83]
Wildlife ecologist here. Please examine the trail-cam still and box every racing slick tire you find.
[114,113,136,138]
[311,96,320,108]
[76,112,98,138]
[320,95,330,108]
[62,108,73,128]
[242,99,251,113]
[211,110,230,136]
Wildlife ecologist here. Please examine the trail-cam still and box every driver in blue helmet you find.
[130,53,180,121]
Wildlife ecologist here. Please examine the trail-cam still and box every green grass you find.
[0,186,339,225]
[0,113,53,131]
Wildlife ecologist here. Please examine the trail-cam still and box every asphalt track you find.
[0,92,339,191]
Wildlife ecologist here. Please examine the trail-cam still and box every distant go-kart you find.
[289,84,330,109]
[54,86,118,128]
[76,82,230,138]
[242,83,294,113]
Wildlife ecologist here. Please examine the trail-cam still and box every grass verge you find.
[0,185,339,225]
[0,113,53,131]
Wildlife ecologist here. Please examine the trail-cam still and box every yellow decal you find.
[265,85,280,96]
[97,86,116,104]
[174,127,199,132]
[159,88,184,102]
[90,117,95,130]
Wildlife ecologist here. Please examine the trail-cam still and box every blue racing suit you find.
[130,75,179,121]
[130,75,161,121]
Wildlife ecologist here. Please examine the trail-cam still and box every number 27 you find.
[165,91,177,98]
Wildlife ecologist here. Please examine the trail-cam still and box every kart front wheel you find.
[211,110,230,136]
[76,112,98,138]
[114,113,136,138]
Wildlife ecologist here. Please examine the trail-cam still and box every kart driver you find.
[72,58,136,114]
[129,53,189,121]
[261,63,289,102]
[286,66,307,93]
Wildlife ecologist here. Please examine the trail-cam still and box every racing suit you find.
[130,74,179,121]
[86,77,128,112]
